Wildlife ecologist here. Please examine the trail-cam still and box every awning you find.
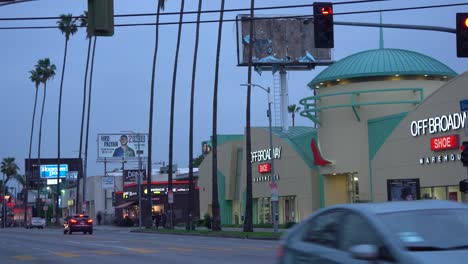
[114,201,136,209]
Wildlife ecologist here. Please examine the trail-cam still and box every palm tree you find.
[288,104,301,127]
[56,13,78,222]
[1,157,20,227]
[244,0,255,233]
[146,0,166,228]
[76,10,92,215]
[186,0,203,230]
[25,68,41,225]
[210,0,225,232]
[168,0,185,229]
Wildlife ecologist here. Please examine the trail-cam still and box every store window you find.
[258,198,271,224]
[282,196,296,224]
[420,186,461,201]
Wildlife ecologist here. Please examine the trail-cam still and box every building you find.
[198,45,464,225]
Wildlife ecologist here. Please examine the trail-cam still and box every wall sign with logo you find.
[254,175,280,183]
[430,135,459,151]
[258,163,271,173]
[251,146,282,163]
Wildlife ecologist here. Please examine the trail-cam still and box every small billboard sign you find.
[97,133,148,160]
[40,164,68,178]
[102,177,114,190]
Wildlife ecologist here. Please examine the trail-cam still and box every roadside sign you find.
[168,190,174,204]
[43,205,48,211]
[460,99,468,112]
[270,182,279,202]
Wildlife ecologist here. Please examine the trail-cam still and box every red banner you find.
[258,163,271,173]
[430,135,459,151]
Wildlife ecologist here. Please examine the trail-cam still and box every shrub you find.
[203,213,212,229]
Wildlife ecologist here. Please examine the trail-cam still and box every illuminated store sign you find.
[123,187,189,198]
[258,163,271,173]
[251,146,282,163]
[419,153,461,165]
[430,135,459,151]
[410,112,467,137]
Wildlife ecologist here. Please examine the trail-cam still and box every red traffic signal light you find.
[314,2,334,48]
[456,13,468,57]
[321,6,332,15]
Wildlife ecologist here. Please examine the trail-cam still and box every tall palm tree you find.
[76,10,92,214]
[1,157,20,227]
[211,0,225,232]
[186,0,203,230]
[147,0,166,227]
[244,0,255,233]
[56,14,78,222]
[168,0,185,229]
[25,69,41,225]
[288,104,301,127]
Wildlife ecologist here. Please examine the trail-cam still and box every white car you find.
[26,217,45,229]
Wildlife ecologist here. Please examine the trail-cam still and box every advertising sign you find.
[258,163,271,173]
[102,177,114,190]
[97,133,148,160]
[123,169,147,183]
[40,164,68,178]
[430,135,459,151]
[387,178,420,201]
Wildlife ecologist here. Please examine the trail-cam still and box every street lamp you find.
[121,130,143,228]
[240,83,279,233]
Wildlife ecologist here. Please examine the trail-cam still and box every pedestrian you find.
[161,211,167,228]
[155,212,161,229]
[97,212,102,225]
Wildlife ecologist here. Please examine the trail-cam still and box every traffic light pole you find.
[334,21,456,34]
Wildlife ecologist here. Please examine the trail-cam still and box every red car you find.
[64,214,93,235]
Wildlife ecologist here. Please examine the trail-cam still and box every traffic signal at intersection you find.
[456,13,468,57]
[461,141,468,167]
[314,2,334,48]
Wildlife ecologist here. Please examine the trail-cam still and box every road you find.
[0,227,278,264]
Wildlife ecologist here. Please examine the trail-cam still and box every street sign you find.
[270,182,279,202]
[168,190,174,204]
[43,205,48,211]
[460,99,468,112]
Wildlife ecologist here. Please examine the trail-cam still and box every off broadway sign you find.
[124,169,147,182]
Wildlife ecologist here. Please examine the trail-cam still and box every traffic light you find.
[87,0,114,37]
[314,2,334,48]
[460,180,468,193]
[456,13,468,57]
[461,141,468,167]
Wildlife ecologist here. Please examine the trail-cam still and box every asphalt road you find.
[0,227,278,264]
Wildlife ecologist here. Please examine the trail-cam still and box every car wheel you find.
[64,230,67,234]
[83,231,87,234]
[89,230,93,235]
[69,231,72,235]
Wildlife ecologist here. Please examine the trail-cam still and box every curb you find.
[130,229,281,240]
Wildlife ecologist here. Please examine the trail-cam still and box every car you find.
[63,214,93,235]
[277,200,468,264]
[26,217,45,229]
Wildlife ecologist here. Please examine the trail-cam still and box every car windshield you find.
[378,209,468,250]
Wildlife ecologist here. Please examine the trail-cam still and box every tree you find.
[186,0,203,231]
[76,10,93,214]
[56,13,78,222]
[168,0,185,229]
[1,157,19,228]
[288,104,301,127]
[244,0,255,233]
[211,0,226,232]
[146,0,167,228]
[25,69,41,224]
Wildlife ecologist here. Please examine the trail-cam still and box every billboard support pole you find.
[104,157,107,210]
[280,67,289,132]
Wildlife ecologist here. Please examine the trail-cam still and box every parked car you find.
[277,200,468,264]
[63,214,93,235]
[26,217,45,229]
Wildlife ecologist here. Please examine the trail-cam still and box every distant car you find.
[63,214,93,235]
[26,217,45,229]
[277,200,468,264]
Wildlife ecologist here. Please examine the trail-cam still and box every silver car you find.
[277,200,468,264]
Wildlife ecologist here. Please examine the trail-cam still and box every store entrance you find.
[324,173,359,206]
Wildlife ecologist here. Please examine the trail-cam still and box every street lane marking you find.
[166,247,193,252]
[13,255,36,261]
[55,252,80,258]
[128,248,158,253]
[93,250,119,255]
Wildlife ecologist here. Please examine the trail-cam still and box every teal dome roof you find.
[309,48,457,88]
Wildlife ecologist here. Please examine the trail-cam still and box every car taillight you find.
[87,219,93,224]
[70,219,77,224]
[276,244,285,259]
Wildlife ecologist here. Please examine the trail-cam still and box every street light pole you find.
[241,83,279,233]
[122,131,142,228]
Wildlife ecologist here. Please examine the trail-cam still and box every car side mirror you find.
[349,244,379,260]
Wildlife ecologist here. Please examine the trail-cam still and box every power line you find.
[0,2,466,30]
[0,0,389,21]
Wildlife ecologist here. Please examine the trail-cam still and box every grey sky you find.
[1,0,466,177]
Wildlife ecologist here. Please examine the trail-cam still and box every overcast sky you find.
[1,0,467,178]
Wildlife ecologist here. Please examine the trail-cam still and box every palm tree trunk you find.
[77,37,92,214]
[211,0,225,232]
[292,112,295,127]
[146,5,162,229]
[83,36,97,213]
[187,0,203,230]
[25,86,39,225]
[37,83,47,216]
[168,0,185,229]
[56,37,69,223]
[244,0,255,233]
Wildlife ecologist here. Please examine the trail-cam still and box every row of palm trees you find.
[24,1,264,231]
